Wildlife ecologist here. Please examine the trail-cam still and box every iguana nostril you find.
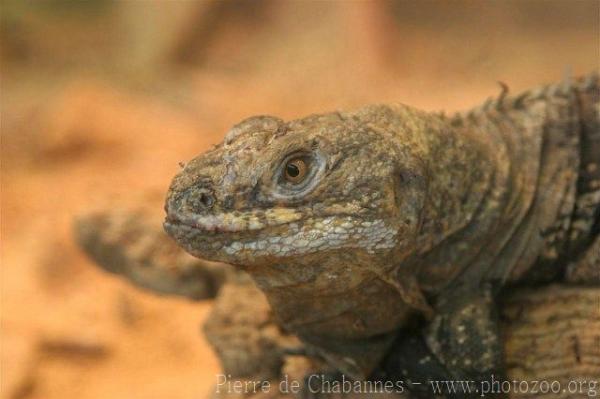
[199,192,214,208]
[185,188,215,212]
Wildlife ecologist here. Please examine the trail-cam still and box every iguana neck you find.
[417,74,599,296]
[387,105,509,296]
[415,99,544,295]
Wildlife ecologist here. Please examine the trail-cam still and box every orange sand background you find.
[2,1,598,398]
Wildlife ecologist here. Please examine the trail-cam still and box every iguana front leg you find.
[382,286,505,398]
[426,287,504,384]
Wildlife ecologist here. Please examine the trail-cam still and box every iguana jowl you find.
[164,74,600,386]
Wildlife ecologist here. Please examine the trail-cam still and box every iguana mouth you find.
[164,207,303,233]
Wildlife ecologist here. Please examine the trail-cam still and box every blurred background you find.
[1,1,598,398]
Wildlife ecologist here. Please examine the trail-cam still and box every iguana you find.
[162,72,599,394]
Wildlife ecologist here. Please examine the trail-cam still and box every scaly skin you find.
[164,73,600,390]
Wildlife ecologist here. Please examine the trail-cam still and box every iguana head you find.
[164,108,428,272]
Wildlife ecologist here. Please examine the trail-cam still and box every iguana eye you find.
[284,158,308,183]
[273,151,324,198]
